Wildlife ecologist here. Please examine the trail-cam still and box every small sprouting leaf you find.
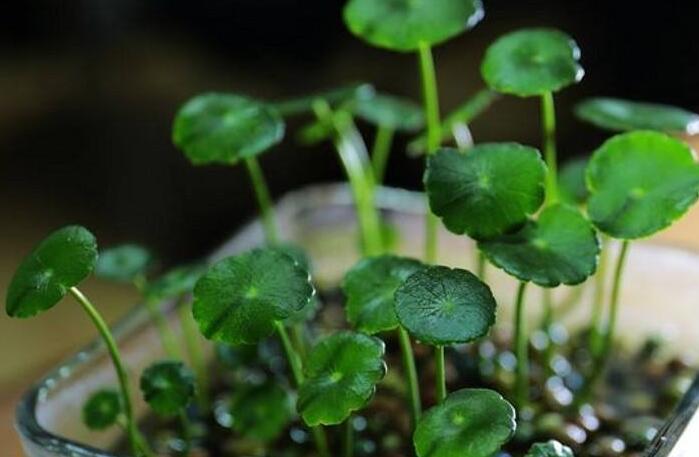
[343,0,484,52]
[478,204,599,287]
[413,388,516,457]
[95,244,152,283]
[192,248,314,344]
[143,264,207,303]
[229,382,293,441]
[425,144,547,240]
[575,97,699,134]
[140,360,196,417]
[481,28,584,97]
[83,389,122,430]
[342,255,424,334]
[395,266,496,345]
[6,226,98,318]
[586,131,699,239]
[525,440,575,457]
[298,331,385,426]
[559,157,590,206]
[172,93,284,166]
[353,93,424,132]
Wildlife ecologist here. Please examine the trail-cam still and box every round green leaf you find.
[481,28,584,97]
[575,97,699,134]
[425,144,547,240]
[586,131,699,239]
[143,264,207,303]
[95,244,152,283]
[298,331,385,426]
[559,157,590,206]
[353,93,424,131]
[82,389,122,431]
[140,360,196,417]
[525,440,575,457]
[343,0,484,52]
[192,248,314,345]
[342,255,423,334]
[413,388,516,457]
[6,226,98,318]
[478,204,599,287]
[394,266,496,345]
[172,93,284,166]
[230,382,293,441]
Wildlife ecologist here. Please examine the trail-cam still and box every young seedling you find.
[173,93,284,244]
[525,440,575,457]
[481,28,584,204]
[83,389,122,431]
[190,247,329,456]
[298,331,385,456]
[478,204,599,407]
[425,144,546,240]
[352,92,424,183]
[395,265,496,403]
[343,0,484,263]
[342,255,424,427]
[585,131,699,382]
[228,381,293,442]
[575,97,699,134]
[413,388,516,457]
[140,360,196,453]
[5,226,151,456]
[95,244,184,359]
[408,89,500,156]
[143,264,209,406]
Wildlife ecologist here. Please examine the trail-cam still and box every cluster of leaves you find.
[5,0,699,456]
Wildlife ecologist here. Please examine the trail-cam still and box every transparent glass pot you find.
[15,184,699,456]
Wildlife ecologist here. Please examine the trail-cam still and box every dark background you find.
[2,0,699,264]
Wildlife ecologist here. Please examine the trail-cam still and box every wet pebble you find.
[587,435,626,456]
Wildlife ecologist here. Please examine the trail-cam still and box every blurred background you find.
[2,0,699,452]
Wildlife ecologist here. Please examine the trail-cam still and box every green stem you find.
[179,410,192,455]
[397,327,422,428]
[418,42,442,264]
[244,157,279,245]
[599,241,631,369]
[541,91,558,205]
[435,346,446,403]
[589,236,610,357]
[514,281,529,410]
[541,288,553,330]
[370,126,395,185]
[290,322,309,361]
[145,299,182,359]
[343,417,354,457]
[275,322,329,457]
[69,287,152,457]
[312,101,383,256]
[476,251,487,281]
[178,300,209,410]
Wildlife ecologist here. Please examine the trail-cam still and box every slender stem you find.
[418,42,442,264]
[144,299,182,359]
[343,417,354,457]
[476,251,487,281]
[178,300,209,410]
[599,241,631,368]
[370,126,395,185]
[435,346,446,403]
[275,321,329,457]
[541,288,554,330]
[312,101,383,256]
[589,236,610,357]
[514,281,529,410]
[244,157,279,245]
[69,287,152,457]
[179,410,192,454]
[397,327,422,428]
[290,322,309,361]
[540,91,558,205]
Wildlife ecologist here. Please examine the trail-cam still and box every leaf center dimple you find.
[329,371,344,383]
[245,286,259,299]
[630,187,646,199]
[532,238,548,249]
